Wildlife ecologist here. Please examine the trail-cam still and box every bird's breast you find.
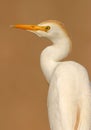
[47,77,62,130]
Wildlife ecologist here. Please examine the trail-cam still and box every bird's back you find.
[52,61,90,97]
[47,61,91,130]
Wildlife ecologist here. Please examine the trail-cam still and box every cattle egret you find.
[12,20,91,130]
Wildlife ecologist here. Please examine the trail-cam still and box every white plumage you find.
[12,20,91,130]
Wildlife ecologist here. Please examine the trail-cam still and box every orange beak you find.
[11,24,47,32]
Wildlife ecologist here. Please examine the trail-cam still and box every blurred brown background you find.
[0,0,91,130]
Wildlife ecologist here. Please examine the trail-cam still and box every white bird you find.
[12,20,91,130]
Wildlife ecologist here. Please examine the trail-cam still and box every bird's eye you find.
[45,26,51,31]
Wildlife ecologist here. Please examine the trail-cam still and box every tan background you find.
[0,0,91,130]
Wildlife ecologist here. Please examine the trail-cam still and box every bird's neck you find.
[40,36,72,83]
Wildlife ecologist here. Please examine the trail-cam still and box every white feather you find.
[31,20,91,130]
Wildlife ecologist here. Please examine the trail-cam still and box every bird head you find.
[11,20,68,41]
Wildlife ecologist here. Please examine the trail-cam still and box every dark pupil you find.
[46,26,50,30]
